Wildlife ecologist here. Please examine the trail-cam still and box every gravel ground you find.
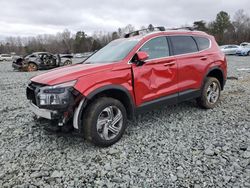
[0,56,250,187]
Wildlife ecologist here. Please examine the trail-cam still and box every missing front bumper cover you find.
[30,102,58,119]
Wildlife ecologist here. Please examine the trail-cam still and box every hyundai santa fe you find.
[26,27,227,147]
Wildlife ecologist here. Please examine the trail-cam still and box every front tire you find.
[27,62,38,72]
[63,60,72,66]
[83,97,127,147]
[197,77,221,109]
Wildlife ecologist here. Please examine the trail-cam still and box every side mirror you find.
[137,51,149,62]
[133,51,149,66]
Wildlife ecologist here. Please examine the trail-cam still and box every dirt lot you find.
[0,56,250,187]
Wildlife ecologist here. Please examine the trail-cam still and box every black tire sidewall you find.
[199,77,221,109]
[85,97,127,147]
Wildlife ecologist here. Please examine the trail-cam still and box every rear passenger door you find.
[169,35,210,93]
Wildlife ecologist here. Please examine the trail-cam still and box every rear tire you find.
[83,97,127,147]
[197,77,221,109]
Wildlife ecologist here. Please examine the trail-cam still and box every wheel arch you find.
[28,61,39,66]
[84,85,136,120]
[204,66,225,90]
[63,59,72,65]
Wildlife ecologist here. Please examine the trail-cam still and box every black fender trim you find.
[86,85,134,101]
[203,66,226,90]
[77,85,136,132]
[87,85,136,119]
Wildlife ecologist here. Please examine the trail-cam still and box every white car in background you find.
[236,43,250,56]
[220,45,240,55]
[240,42,250,47]
[0,54,13,61]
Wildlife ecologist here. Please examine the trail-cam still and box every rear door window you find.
[140,36,170,60]
[170,36,198,55]
[194,36,210,51]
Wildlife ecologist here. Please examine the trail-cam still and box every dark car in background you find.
[12,52,73,71]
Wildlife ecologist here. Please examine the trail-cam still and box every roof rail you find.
[124,26,165,38]
[166,27,195,31]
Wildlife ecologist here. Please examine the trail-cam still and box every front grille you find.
[26,82,46,105]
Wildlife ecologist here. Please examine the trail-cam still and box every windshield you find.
[85,38,139,63]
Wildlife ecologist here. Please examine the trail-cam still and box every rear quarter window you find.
[170,36,198,55]
[194,36,210,51]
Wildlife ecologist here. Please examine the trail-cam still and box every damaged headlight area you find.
[37,80,77,109]
[27,80,80,111]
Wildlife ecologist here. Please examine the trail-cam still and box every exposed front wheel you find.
[27,62,38,72]
[83,97,127,147]
[197,77,221,109]
[63,60,72,66]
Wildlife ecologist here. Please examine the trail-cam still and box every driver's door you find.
[131,36,178,106]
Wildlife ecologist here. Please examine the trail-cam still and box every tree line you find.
[0,9,249,55]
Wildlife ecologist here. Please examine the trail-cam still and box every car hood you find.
[31,63,113,85]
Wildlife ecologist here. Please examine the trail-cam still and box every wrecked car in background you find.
[12,52,73,71]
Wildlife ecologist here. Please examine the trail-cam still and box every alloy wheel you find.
[206,81,220,104]
[27,63,37,72]
[96,105,123,141]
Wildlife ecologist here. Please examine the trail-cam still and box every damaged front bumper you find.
[29,102,58,119]
[12,62,23,70]
[12,58,27,71]
[26,81,84,128]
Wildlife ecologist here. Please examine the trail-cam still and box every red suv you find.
[27,27,227,146]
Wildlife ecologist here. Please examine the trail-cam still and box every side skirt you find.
[135,89,200,115]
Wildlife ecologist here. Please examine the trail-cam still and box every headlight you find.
[37,80,77,107]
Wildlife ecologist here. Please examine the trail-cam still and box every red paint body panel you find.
[30,30,227,108]
[132,56,178,105]
[31,63,114,85]
[74,63,135,103]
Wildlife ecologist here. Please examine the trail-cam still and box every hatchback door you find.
[131,36,178,106]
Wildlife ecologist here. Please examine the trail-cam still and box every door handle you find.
[164,62,176,66]
[200,57,207,61]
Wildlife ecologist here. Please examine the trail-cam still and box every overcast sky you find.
[0,0,249,39]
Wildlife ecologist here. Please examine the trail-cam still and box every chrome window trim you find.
[128,34,212,64]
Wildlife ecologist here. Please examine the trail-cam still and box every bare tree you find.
[233,9,250,43]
